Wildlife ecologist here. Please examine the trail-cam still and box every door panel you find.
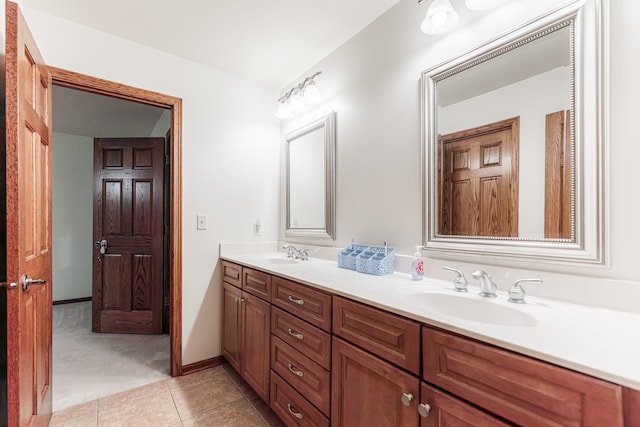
[93,138,164,334]
[5,2,53,425]
[440,117,519,237]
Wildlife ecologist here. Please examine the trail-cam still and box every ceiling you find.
[23,0,401,89]
[52,85,168,138]
[26,0,400,136]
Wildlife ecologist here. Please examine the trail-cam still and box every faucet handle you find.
[508,278,543,304]
[283,244,295,258]
[443,267,468,293]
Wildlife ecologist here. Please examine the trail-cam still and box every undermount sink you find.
[403,292,539,327]
[264,257,299,265]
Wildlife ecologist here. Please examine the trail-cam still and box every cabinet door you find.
[420,383,510,427]
[241,292,271,402]
[332,337,420,427]
[222,283,242,371]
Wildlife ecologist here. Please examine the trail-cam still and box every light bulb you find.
[289,91,304,112]
[275,102,294,120]
[421,0,459,35]
[431,11,448,28]
[302,82,322,105]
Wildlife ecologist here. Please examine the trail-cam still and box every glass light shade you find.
[275,102,294,120]
[289,91,305,112]
[302,82,322,105]
[465,0,504,10]
[421,0,459,35]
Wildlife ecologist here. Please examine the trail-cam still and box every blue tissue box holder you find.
[338,244,395,276]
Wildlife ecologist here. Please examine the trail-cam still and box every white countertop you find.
[220,247,640,390]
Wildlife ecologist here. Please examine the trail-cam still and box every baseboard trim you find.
[52,297,92,306]
[181,356,226,375]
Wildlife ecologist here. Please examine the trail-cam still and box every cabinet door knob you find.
[287,328,304,340]
[288,295,305,305]
[287,403,303,419]
[401,392,414,407]
[418,403,432,418]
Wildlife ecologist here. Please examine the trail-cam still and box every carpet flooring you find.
[53,301,170,412]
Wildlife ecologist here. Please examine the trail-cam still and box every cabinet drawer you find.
[423,327,624,427]
[272,307,331,370]
[271,277,331,332]
[242,267,271,300]
[271,336,331,416]
[270,371,330,427]
[333,296,420,374]
[221,261,241,287]
[420,383,510,427]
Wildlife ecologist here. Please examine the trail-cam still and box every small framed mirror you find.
[422,0,606,265]
[285,111,336,241]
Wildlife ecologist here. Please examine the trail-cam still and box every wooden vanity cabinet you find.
[221,260,634,426]
[269,275,332,425]
[419,383,510,427]
[332,337,420,427]
[221,262,271,402]
[422,326,625,427]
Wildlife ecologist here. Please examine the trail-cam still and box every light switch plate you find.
[196,215,207,230]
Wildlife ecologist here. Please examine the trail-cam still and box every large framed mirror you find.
[422,0,607,265]
[285,111,336,241]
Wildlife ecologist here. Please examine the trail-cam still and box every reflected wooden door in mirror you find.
[439,117,519,237]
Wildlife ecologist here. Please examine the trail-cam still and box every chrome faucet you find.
[282,244,309,261]
[443,267,468,292]
[508,278,543,304]
[472,269,498,298]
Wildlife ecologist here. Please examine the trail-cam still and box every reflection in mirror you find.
[422,0,607,264]
[285,111,336,240]
[437,24,572,241]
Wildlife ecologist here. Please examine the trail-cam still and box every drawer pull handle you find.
[287,363,304,377]
[287,403,303,419]
[288,295,305,305]
[287,328,304,340]
[401,392,414,407]
[418,403,432,418]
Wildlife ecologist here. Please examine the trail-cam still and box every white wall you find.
[280,0,640,310]
[150,109,171,137]
[51,132,93,301]
[22,7,281,364]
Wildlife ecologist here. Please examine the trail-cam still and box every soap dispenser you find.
[411,246,424,281]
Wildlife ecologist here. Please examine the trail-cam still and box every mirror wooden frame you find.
[421,0,607,265]
[285,111,336,241]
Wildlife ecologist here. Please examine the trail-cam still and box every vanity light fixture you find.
[419,0,459,35]
[275,71,323,120]
[418,0,505,35]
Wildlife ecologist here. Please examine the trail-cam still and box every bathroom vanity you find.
[220,251,639,426]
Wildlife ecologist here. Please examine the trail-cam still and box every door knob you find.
[95,239,108,254]
[21,274,46,291]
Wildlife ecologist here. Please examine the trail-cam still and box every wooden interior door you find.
[544,110,571,239]
[5,2,53,425]
[93,138,165,334]
[439,117,519,237]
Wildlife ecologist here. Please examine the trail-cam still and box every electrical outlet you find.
[196,215,207,230]
[253,220,261,237]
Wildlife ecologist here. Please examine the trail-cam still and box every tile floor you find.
[50,364,285,427]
